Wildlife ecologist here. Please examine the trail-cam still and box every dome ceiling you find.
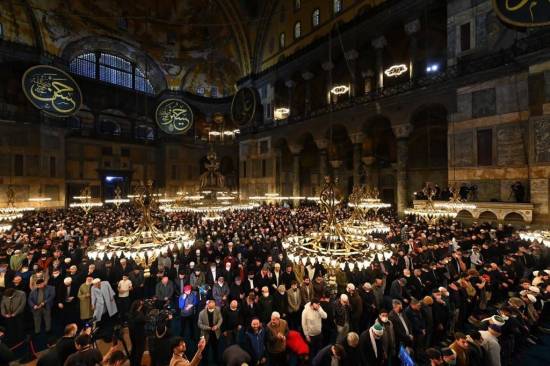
[0,0,252,97]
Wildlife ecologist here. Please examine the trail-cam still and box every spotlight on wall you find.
[426,64,440,73]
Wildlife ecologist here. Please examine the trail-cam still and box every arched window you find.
[333,0,342,14]
[294,0,301,10]
[136,125,155,140]
[279,33,285,49]
[100,120,121,136]
[294,22,301,39]
[70,52,154,94]
[312,9,320,27]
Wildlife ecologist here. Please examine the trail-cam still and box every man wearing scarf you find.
[359,323,385,366]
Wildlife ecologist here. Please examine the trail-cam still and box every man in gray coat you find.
[198,300,223,364]
[1,287,26,344]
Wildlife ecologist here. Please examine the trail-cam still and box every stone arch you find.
[362,115,396,168]
[478,211,498,223]
[99,109,131,137]
[409,104,448,169]
[273,137,293,196]
[220,156,236,189]
[456,210,474,220]
[297,133,319,196]
[503,212,525,223]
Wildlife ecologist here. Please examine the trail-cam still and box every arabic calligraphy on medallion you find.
[231,87,257,126]
[492,0,550,27]
[155,98,193,135]
[22,65,82,117]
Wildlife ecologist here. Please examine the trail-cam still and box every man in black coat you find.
[388,299,413,348]
[359,323,385,366]
[311,344,345,366]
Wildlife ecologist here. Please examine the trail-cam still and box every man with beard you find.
[55,277,79,326]
[359,323,385,366]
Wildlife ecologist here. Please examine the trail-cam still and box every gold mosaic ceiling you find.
[0,0,252,97]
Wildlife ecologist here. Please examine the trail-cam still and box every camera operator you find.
[127,300,146,366]
[148,314,172,366]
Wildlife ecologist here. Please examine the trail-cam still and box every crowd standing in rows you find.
[0,204,549,366]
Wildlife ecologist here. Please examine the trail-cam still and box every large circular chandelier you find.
[70,186,103,214]
[343,185,390,236]
[520,230,550,247]
[434,184,477,212]
[282,177,393,271]
[405,183,456,223]
[87,181,195,273]
[161,147,258,220]
[0,186,34,222]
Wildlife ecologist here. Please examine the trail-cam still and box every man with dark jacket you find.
[388,299,413,347]
[404,298,426,352]
[64,333,102,366]
[243,318,267,365]
[311,344,345,366]
[359,324,385,366]
[56,323,78,365]
[0,287,26,345]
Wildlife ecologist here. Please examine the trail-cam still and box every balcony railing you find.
[244,31,550,134]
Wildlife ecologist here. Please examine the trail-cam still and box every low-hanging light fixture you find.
[87,181,195,274]
[70,186,103,214]
[282,177,394,272]
[404,183,455,224]
[384,64,408,77]
[330,85,350,95]
[274,107,290,120]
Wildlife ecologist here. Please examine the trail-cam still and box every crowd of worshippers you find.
[0,204,549,366]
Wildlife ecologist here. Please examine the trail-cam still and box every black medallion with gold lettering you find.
[231,87,257,126]
[155,98,194,134]
[493,0,550,27]
[22,65,82,117]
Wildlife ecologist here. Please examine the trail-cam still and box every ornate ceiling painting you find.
[4,0,250,98]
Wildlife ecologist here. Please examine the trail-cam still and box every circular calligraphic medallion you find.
[231,87,257,126]
[22,65,83,117]
[155,98,194,134]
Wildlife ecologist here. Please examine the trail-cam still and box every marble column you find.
[392,123,413,216]
[371,36,387,89]
[302,71,314,118]
[404,19,420,81]
[315,138,329,191]
[321,61,334,104]
[349,132,364,187]
[362,156,377,188]
[344,49,359,97]
[285,80,296,117]
[288,144,303,200]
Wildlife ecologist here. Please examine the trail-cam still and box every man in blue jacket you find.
[243,318,267,365]
[28,278,55,334]
[178,285,198,339]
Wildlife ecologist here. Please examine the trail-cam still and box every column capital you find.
[321,61,334,71]
[371,36,387,49]
[404,19,421,36]
[349,132,365,144]
[329,160,343,168]
[344,49,359,61]
[285,79,296,88]
[314,138,330,150]
[288,143,303,155]
[392,123,413,139]
[361,156,376,166]
[301,71,315,81]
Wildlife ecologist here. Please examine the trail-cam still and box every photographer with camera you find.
[127,299,147,366]
[148,314,172,366]
[169,336,206,366]
[64,333,102,366]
